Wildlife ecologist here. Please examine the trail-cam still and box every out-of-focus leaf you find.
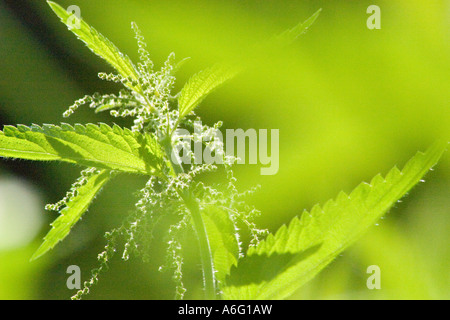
[178,9,322,120]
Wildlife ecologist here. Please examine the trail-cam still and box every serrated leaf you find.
[0,124,165,175]
[178,64,239,120]
[276,8,322,45]
[47,1,140,89]
[222,141,447,300]
[201,205,240,285]
[31,170,111,261]
[177,9,322,120]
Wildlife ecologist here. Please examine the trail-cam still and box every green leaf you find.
[178,64,239,120]
[276,8,322,45]
[47,1,140,88]
[177,9,322,120]
[201,205,240,285]
[222,141,448,300]
[0,124,165,175]
[31,170,111,261]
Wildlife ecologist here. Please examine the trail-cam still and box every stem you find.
[160,135,216,299]
[183,194,216,300]
[160,135,184,175]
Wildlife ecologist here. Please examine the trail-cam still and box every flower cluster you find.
[57,22,265,300]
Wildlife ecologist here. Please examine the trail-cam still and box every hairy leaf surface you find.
[47,1,140,88]
[178,64,238,119]
[0,124,165,175]
[222,141,447,299]
[31,170,111,261]
[201,205,240,285]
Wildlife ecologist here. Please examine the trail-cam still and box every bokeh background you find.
[0,0,448,299]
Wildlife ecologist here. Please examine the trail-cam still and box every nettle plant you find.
[0,2,446,300]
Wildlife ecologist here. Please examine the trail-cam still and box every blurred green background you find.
[0,0,448,299]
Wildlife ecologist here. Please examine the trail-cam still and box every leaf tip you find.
[46,1,59,11]
[30,245,48,262]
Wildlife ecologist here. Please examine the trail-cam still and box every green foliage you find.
[201,205,240,284]
[31,169,111,261]
[277,8,322,44]
[47,1,140,91]
[0,124,165,175]
[178,65,239,120]
[0,2,446,300]
[222,141,447,299]
[176,8,322,121]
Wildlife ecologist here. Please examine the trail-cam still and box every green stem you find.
[160,135,216,299]
[183,194,216,300]
[160,135,184,175]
